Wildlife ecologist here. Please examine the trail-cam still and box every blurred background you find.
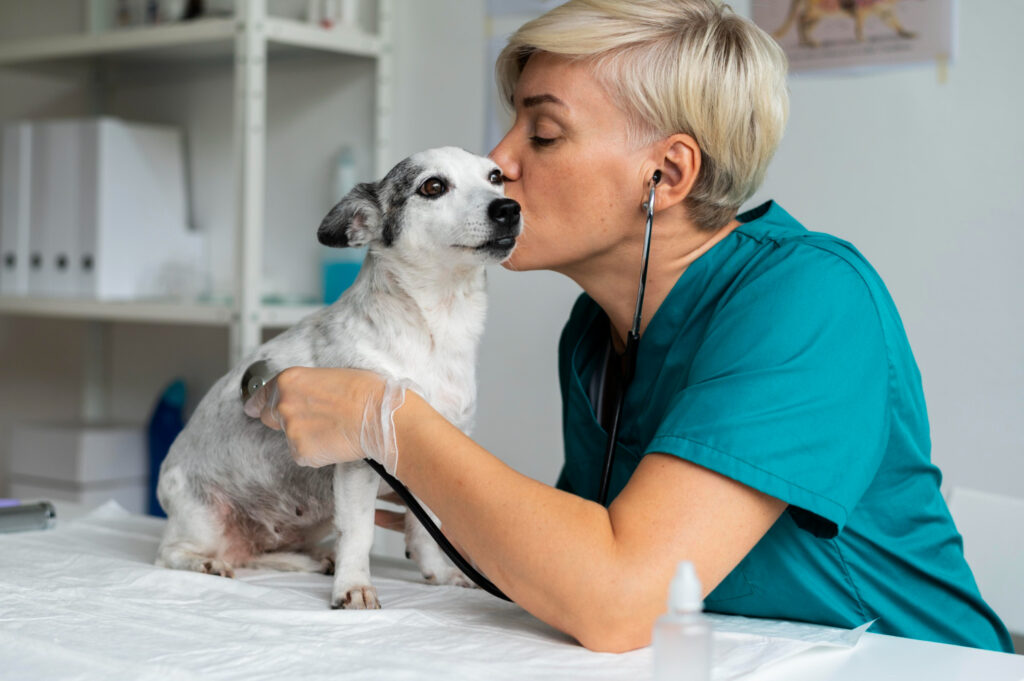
[0,0,1020,615]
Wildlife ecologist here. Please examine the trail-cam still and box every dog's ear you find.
[317,182,382,248]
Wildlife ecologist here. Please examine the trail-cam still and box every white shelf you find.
[265,17,380,58]
[0,16,381,67]
[0,295,326,329]
[0,295,234,325]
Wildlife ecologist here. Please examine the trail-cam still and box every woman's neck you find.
[560,207,741,353]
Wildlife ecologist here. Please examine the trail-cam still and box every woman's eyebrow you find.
[521,93,567,108]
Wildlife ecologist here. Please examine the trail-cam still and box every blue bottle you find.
[147,379,187,517]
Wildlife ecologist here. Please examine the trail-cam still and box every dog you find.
[155,147,521,609]
[773,0,916,47]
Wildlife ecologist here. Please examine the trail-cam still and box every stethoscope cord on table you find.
[241,170,661,604]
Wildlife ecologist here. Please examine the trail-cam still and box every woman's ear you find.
[650,134,701,211]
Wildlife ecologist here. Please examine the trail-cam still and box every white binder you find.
[85,118,200,300]
[19,117,205,300]
[29,120,84,297]
[0,122,32,295]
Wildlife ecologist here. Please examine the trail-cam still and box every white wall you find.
[731,0,1024,498]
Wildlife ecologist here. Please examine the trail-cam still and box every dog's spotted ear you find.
[317,182,383,248]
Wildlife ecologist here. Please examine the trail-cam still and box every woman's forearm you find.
[392,390,621,649]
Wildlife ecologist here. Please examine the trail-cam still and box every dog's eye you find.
[417,177,447,198]
[488,169,503,185]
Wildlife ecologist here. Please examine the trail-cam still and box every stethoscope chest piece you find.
[240,360,274,404]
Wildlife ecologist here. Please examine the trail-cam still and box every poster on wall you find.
[753,0,957,73]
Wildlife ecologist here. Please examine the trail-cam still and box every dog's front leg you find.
[330,460,381,609]
[404,496,475,589]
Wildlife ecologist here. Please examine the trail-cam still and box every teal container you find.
[322,260,363,304]
[148,380,186,518]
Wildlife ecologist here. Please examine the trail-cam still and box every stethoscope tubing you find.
[363,457,512,601]
[597,170,660,507]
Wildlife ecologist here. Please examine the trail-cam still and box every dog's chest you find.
[408,325,479,433]
[306,271,486,433]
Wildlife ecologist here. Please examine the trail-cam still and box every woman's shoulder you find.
[732,200,887,298]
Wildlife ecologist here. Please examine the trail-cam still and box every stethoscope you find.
[240,170,662,603]
[596,168,661,506]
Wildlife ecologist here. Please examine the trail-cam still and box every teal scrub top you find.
[555,201,1012,652]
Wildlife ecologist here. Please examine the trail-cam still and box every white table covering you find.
[1,500,1021,681]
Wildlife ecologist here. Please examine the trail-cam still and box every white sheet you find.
[0,501,865,680]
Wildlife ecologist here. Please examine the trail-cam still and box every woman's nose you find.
[488,132,520,181]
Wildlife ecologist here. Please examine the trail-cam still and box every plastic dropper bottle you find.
[653,560,712,681]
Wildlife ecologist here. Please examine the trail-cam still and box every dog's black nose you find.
[488,198,521,228]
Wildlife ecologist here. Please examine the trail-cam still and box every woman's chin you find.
[500,238,558,272]
[501,246,530,271]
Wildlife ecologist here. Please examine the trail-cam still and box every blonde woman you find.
[248,0,1012,653]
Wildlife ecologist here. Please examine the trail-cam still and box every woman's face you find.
[489,52,654,274]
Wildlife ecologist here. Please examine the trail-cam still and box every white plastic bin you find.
[9,422,148,514]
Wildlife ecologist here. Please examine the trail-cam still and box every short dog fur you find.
[155,147,521,609]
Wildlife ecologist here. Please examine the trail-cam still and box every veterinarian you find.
[248,0,1013,654]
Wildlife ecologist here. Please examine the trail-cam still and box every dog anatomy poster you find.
[754,0,956,73]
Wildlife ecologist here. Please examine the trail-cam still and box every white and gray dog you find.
[155,147,521,609]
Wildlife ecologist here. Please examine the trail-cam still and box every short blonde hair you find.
[496,0,789,231]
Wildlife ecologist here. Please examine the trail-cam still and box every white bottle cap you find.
[668,560,704,613]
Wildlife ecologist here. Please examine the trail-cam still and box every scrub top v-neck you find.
[555,200,1013,652]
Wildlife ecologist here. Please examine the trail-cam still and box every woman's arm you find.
[392,389,787,653]
[248,366,786,652]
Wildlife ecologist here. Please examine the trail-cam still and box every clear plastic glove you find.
[242,366,413,476]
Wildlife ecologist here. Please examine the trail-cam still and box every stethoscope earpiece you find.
[642,171,661,213]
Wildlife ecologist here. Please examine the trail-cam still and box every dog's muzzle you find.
[481,198,521,251]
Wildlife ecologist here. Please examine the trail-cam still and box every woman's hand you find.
[374,493,408,532]
[243,366,410,474]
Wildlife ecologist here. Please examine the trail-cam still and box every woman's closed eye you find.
[530,135,558,148]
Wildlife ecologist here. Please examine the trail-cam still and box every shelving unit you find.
[0,295,322,328]
[0,15,382,65]
[0,0,393,419]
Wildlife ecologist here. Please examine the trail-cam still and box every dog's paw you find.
[431,567,477,589]
[200,559,235,578]
[307,546,336,575]
[331,584,381,610]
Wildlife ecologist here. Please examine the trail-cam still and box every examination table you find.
[1,500,1021,680]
